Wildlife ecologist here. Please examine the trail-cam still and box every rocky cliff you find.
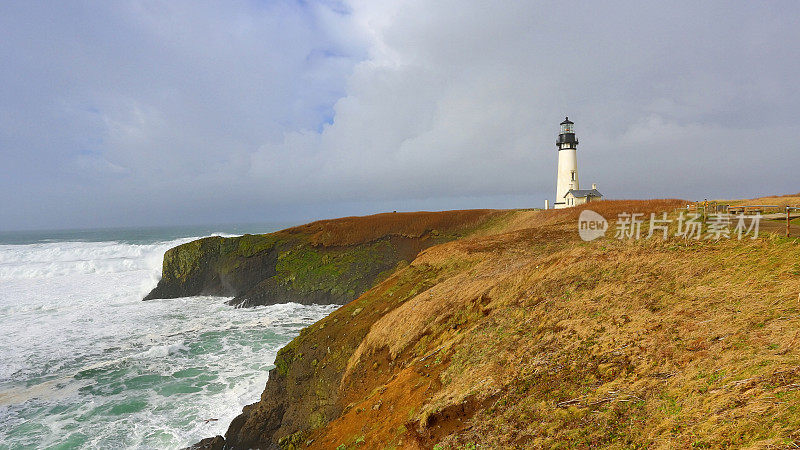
[191,200,800,449]
[144,210,505,307]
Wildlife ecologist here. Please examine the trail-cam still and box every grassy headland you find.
[144,210,507,307]
[185,198,800,449]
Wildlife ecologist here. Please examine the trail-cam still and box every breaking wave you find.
[0,228,337,448]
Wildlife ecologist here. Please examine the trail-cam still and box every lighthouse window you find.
[571,171,575,181]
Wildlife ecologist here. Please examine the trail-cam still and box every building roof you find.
[564,188,603,199]
[560,116,573,125]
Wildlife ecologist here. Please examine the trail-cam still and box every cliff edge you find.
[192,200,800,448]
[144,210,506,307]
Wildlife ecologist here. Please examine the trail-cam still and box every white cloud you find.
[1,0,799,229]
[254,0,800,205]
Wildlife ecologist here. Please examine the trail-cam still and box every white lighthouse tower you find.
[553,117,602,208]
[554,117,579,208]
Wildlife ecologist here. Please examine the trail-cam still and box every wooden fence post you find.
[788,207,792,237]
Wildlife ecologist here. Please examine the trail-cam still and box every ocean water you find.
[0,225,339,449]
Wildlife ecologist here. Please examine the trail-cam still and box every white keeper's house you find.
[553,117,603,209]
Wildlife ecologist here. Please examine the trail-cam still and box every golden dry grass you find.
[732,194,800,208]
[285,209,506,247]
[428,235,800,448]
[309,198,800,449]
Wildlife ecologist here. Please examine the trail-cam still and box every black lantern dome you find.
[556,117,578,148]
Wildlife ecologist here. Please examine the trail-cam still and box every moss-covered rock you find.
[144,210,505,307]
[218,255,448,449]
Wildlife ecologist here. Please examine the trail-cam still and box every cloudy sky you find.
[1,1,798,230]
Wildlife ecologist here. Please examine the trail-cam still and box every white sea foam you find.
[135,342,189,359]
[0,239,189,280]
[0,231,338,448]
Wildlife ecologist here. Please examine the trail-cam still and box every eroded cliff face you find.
[192,200,800,449]
[192,248,457,450]
[144,210,504,307]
